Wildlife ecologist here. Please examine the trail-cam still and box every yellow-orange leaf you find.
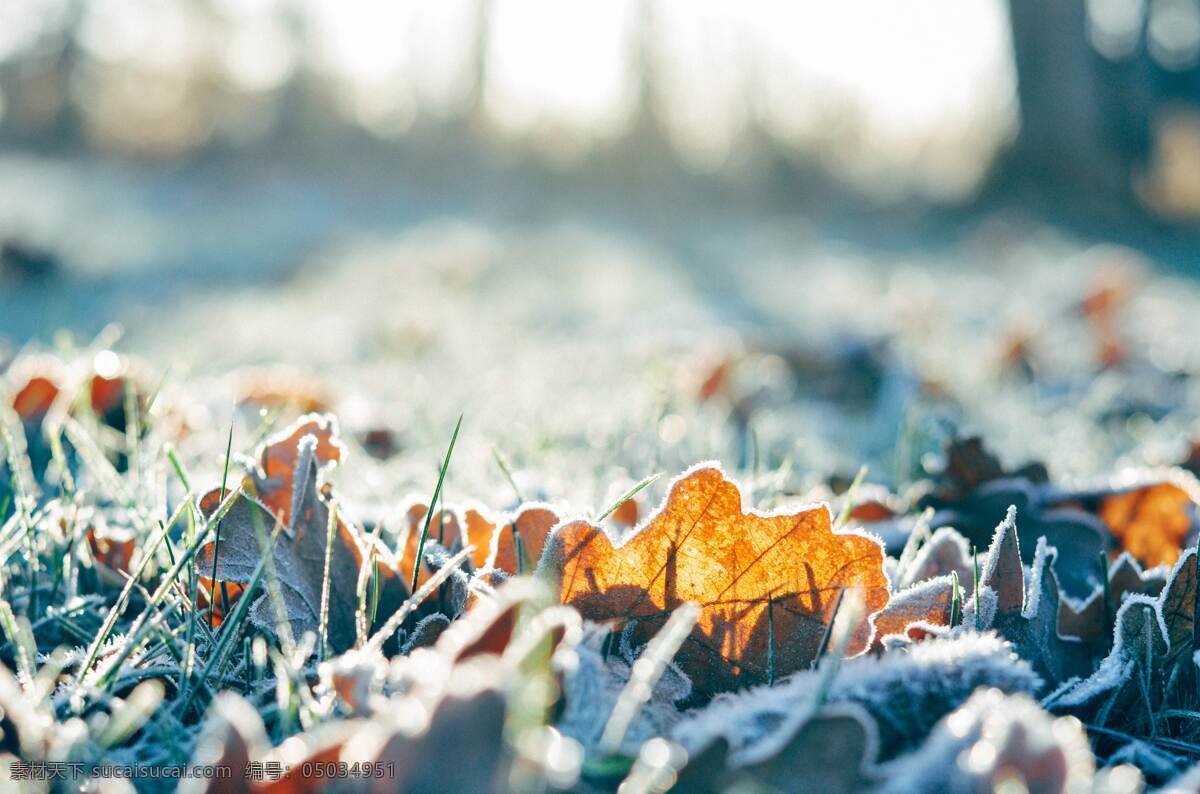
[540,465,889,694]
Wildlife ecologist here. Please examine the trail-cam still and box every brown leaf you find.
[399,502,462,586]
[540,465,889,694]
[251,415,343,529]
[980,519,1089,689]
[980,506,1024,614]
[848,500,895,524]
[195,414,406,651]
[1057,553,1165,651]
[236,368,331,415]
[86,522,136,578]
[896,527,972,589]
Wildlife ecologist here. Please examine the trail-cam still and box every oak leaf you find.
[1096,480,1196,568]
[462,504,560,574]
[195,414,405,651]
[872,575,955,644]
[974,509,1089,689]
[1057,552,1165,653]
[895,527,972,590]
[539,465,889,695]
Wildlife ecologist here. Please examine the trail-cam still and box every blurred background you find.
[2,0,1200,506]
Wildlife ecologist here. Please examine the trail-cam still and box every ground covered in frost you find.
[2,154,1200,792]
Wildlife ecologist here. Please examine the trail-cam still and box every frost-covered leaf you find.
[895,526,971,590]
[980,505,1025,613]
[1054,592,1165,732]
[1057,552,1165,655]
[195,414,405,651]
[672,705,879,794]
[1048,549,1197,735]
[539,464,889,695]
[878,689,1094,794]
[557,629,687,758]
[973,509,1090,689]
[673,633,1040,763]
[872,575,954,644]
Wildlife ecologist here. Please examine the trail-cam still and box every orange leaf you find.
[399,502,463,586]
[12,375,59,422]
[541,465,889,694]
[252,415,343,530]
[462,504,560,574]
[1098,481,1195,568]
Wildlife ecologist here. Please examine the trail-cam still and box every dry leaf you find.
[872,575,955,645]
[195,414,405,651]
[848,500,895,524]
[896,527,972,590]
[976,510,1088,689]
[86,521,136,581]
[927,437,1048,504]
[540,465,889,695]
[609,495,641,530]
[1097,481,1195,567]
[462,504,560,574]
[673,705,879,794]
[12,374,59,423]
[1057,553,1165,652]
[398,502,462,586]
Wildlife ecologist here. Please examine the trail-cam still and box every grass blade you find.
[411,414,463,592]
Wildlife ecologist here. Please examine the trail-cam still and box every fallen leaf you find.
[674,705,879,794]
[883,689,1094,793]
[250,415,343,529]
[928,474,1108,597]
[462,504,560,574]
[539,465,889,695]
[360,427,400,460]
[980,506,1025,614]
[1078,260,1134,370]
[1057,553,1165,653]
[974,509,1089,689]
[12,375,59,423]
[1096,481,1195,567]
[85,521,137,581]
[872,575,955,645]
[236,368,330,415]
[848,500,895,524]
[895,527,972,589]
[925,437,1048,505]
[195,414,406,651]
[608,495,641,530]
